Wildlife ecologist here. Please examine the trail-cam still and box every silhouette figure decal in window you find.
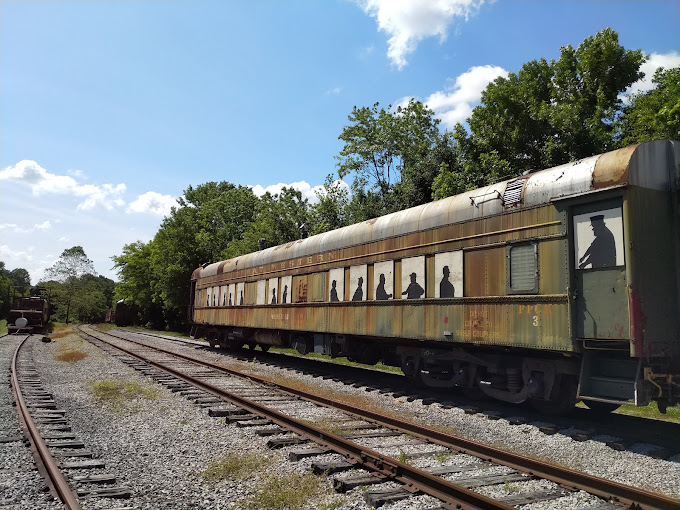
[330,280,339,302]
[375,273,392,300]
[352,277,364,301]
[439,266,454,298]
[282,285,288,304]
[402,272,424,299]
[271,288,277,304]
[239,290,244,305]
[579,215,616,269]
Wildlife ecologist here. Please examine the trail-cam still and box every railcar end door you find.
[572,200,629,340]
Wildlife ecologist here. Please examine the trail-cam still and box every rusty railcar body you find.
[190,140,680,412]
[7,287,51,334]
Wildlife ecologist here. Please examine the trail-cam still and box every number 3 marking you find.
[532,316,539,327]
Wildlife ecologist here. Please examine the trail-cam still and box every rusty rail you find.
[10,335,82,510]
[82,326,680,510]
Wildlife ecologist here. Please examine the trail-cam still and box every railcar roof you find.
[196,140,678,279]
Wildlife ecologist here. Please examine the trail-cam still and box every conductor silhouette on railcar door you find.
[578,215,617,269]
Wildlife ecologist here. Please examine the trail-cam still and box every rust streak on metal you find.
[593,144,638,188]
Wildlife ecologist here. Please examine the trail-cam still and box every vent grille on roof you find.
[503,178,526,206]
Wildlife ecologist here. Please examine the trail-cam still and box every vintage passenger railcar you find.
[190,140,680,413]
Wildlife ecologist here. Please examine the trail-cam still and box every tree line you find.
[1,247,115,328]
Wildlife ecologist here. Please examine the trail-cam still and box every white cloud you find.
[0,245,34,263]
[399,65,508,129]
[34,221,51,231]
[325,86,343,96]
[628,51,680,96]
[250,180,350,205]
[126,191,177,217]
[0,160,127,211]
[357,0,485,69]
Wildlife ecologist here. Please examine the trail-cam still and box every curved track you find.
[10,334,82,509]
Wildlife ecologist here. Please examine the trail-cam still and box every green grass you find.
[0,319,7,335]
[269,346,402,374]
[89,379,160,413]
[201,452,272,482]
[615,401,680,423]
[240,471,321,510]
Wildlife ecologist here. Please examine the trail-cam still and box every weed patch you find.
[201,452,272,482]
[240,471,320,510]
[55,350,88,362]
[89,379,159,413]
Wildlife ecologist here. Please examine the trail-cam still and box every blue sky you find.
[1,0,679,283]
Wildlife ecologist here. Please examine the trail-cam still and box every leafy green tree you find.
[112,241,164,328]
[458,28,645,177]
[142,182,259,330]
[8,268,31,296]
[41,246,96,323]
[336,99,443,220]
[0,262,13,319]
[309,175,350,235]
[224,187,310,257]
[619,67,680,145]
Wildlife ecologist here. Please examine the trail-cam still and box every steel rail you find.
[10,335,82,510]
[83,326,680,510]
[80,326,511,510]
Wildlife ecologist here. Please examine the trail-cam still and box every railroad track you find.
[7,333,131,509]
[126,327,680,461]
[79,325,680,510]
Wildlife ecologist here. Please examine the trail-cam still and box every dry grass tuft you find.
[55,350,88,362]
[50,329,76,340]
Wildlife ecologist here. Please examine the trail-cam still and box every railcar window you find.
[236,282,245,305]
[373,260,394,300]
[268,277,279,304]
[401,256,426,299]
[508,243,538,293]
[349,265,367,301]
[434,251,463,298]
[309,272,326,302]
[280,275,292,304]
[328,268,344,302]
[294,275,308,303]
[573,207,624,269]
[256,280,266,305]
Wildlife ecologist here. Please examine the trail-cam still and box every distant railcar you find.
[189,141,680,413]
[7,287,51,335]
[108,299,137,327]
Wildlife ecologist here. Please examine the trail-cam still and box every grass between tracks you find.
[0,320,6,335]
[240,471,322,510]
[89,379,160,413]
[201,452,272,481]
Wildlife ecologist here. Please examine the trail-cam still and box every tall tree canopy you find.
[336,99,444,221]
[618,67,680,145]
[40,246,110,324]
[447,28,645,193]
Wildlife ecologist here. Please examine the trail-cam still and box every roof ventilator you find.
[502,178,526,207]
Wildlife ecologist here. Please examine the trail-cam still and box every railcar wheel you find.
[585,400,620,414]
